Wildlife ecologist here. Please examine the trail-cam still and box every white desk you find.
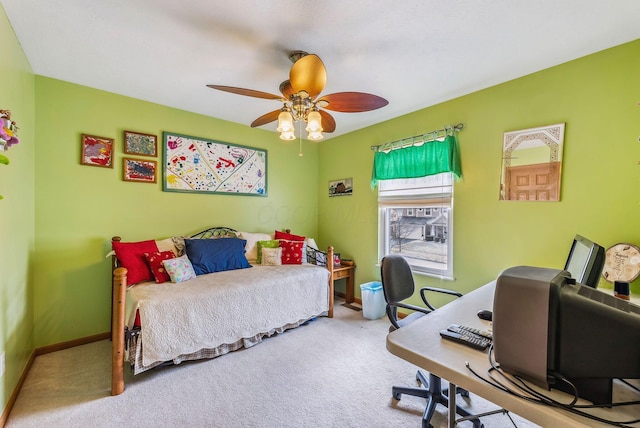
[386,282,640,427]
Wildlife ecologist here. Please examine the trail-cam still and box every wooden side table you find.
[332,263,356,304]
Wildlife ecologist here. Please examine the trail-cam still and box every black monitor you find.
[563,234,605,288]
[493,266,640,404]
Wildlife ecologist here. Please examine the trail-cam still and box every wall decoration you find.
[123,157,157,183]
[602,243,640,283]
[0,110,19,151]
[81,134,114,168]
[0,109,20,200]
[163,132,267,196]
[499,123,565,201]
[124,130,157,157]
[329,177,353,197]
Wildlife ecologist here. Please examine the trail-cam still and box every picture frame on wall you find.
[123,157,157,183]
[80,134,114,168]
[162,131,267,196]
[124,130,158,157]
[329,177,352,197]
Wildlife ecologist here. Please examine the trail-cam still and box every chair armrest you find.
[420,286,463,310]
[386,301,432,330]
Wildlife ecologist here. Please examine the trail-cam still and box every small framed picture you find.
[124,130,157,157]
[81,134,114,168]
[123,157,157,183]
[329,177,353,197]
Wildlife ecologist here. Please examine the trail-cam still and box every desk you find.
[332,264,356,303]
[386,282,639,427]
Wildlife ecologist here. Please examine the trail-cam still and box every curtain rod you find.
[370,123,464,152]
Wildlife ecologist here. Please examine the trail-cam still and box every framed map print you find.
[162,132,267,196]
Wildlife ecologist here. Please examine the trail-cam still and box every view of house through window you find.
[378,173,453,278]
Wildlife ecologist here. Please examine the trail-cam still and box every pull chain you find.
[298,121,303,157]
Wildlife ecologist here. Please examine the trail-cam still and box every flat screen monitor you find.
[563,234,605,288]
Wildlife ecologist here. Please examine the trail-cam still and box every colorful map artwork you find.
[163,132,267,196]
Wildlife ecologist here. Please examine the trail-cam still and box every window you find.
[378,173,453,278]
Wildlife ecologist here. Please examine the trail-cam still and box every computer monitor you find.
[563,234,605,288]
[493,266,640,404]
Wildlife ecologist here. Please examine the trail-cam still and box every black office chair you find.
[381,254,483,428]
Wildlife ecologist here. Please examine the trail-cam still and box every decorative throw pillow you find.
[238,231,273,263]
[261,247,282,266]
[112,239,159,284]
[274,230,305,241]
[185,237,251,275]
[162,255,196,283]
[144,251,176,283]
[155,238,179,256]
[279,240,304,265]
[256,240,280,264]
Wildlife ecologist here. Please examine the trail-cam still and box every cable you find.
[464,345,640,427]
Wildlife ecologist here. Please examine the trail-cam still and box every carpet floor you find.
[7,299,538,427]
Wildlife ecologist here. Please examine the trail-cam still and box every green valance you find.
[371,135,462,187]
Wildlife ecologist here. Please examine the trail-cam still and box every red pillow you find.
[112,240,158,284]
[145,251,176,283]
[274,230,305,241]
[279,240,304,264]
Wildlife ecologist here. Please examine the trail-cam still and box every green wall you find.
[33,77,320,347]
[0,4,35,416]
[317,38,640,304]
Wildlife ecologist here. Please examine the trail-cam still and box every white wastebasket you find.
[360,281,386,320]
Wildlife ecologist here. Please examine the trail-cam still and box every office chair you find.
[381,254,483,428]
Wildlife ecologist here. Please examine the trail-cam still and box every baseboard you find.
[334,291,362,305]
[0,349,35,428]
[0,332,110,427]
[35,331,110,356]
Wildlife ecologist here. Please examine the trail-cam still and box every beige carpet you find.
[7,300,537,428]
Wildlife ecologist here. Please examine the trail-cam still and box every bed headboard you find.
[190,226,238,239]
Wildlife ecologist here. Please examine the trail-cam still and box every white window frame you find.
[378,173,454,279]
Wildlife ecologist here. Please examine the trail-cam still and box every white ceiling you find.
[3,0,640,139]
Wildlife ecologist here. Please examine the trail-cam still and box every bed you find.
[110,227,336,395]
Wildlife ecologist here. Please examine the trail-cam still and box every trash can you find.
[360,281,386,320]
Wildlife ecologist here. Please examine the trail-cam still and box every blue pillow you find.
[185,238,251,275]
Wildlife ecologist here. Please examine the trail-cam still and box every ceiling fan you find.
[207,51,388,141]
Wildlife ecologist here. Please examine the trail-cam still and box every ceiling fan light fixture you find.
[276,109,294,133]
[305,110,323,133]
[307,130,324,141]
[279,130,296,141]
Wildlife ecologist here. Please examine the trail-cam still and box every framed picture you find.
[81,134,114,168]
[124,130,157,157]
[162,132,267,196]
[329,178,352,197]
[123,157,157,183]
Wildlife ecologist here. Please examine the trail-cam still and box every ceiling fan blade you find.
[289,54,327,98]
[279,80,295,99]
[319,110,336,133]
[250,110,281,128]
[207,85,284,101]
[316,92,388,112]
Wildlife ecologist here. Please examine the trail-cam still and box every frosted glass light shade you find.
[276,110,294,132]
[305,110,323,132]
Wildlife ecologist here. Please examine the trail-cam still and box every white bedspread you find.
[127,264,330,367]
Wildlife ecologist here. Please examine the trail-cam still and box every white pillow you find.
[238,231,273,263]
[261,247,282,266]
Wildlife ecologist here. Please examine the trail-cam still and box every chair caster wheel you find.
[459,389,469,397]
[392,392,401,400]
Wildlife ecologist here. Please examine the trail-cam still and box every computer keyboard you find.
[440,326,492,351]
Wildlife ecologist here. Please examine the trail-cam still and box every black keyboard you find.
[440,328,491,351]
